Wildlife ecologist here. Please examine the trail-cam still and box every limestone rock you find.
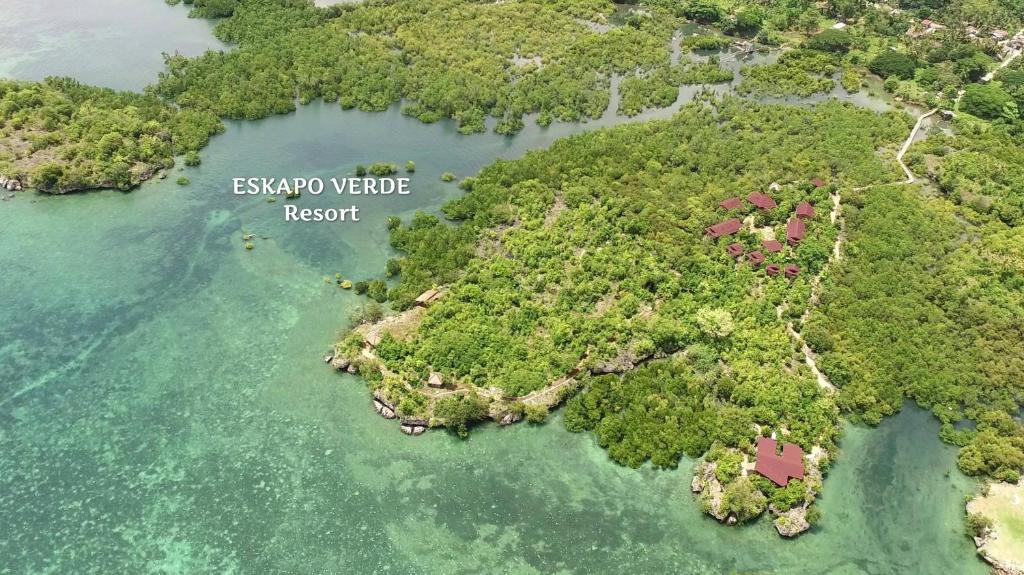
[0,175,23,192]
[590,350,638,375]
[329,355,351,371]
[693,462,729,522]
[372,399,397,420]
[400,423,427,436]
[771,505,811,538]
[691,475,703,494]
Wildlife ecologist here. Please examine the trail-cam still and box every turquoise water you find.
[0,0,221,90]
[0,3,989,573]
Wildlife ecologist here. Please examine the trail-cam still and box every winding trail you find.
[784,101,942,391]
[896,108,938,183]
[778,191,844,392]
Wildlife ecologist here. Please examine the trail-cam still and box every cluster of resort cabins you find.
[705,185,817,279]
[706,185,814,486]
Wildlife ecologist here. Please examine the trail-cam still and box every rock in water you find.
[772,505,811,537]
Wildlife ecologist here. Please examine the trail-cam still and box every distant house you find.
[795,202,815,219]
[766,263,782,276]
[763,239,784,253]
[706,218,742,238]
[754,437,805,487]
[992,29,1009,41]
[784,264,800,279]
[747,251,765,266]
[415,288,441,307]
[719,197,743,210]
[747,192,777,210]
[810,178,826,188]
[727,243,745,258]
[428,372,444,388]
[786,218,806,246]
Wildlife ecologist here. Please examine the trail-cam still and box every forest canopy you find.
[0,77,222,193]
[339,97,911,482]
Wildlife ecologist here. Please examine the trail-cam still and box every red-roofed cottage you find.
[747,192,777,210]
[727,243,744,258]
[719,197,743,210]
[784,264,800,279]
[706,218,742,239]
[754,437,805,487]
[796,202,815,219]
[763,239,783,253]
[747,251,765,266]
[811,178,826,188]
[766,263,781,276]
[786,218,806,246]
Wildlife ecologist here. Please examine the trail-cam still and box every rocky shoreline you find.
[690,446,826,538]
[323,298,584,436]
[0,164,167,197]
[0,174,24,201]
[967,482,1024,575]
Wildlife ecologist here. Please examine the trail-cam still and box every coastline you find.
[967,482,1024,575]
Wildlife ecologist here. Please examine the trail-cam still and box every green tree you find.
[869,51,917,80]
[720,477,768,523]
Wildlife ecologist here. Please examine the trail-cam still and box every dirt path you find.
[789,102,944,391]
[896,108,939,183]
[778,191,844,392]
[982,31,1022,81]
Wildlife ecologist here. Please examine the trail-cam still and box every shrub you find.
[869,51,917,80]
[960,83,1017,120]
[525,404,548,424]
[965,512,992,538]
[806,29,854,53]
[367,279,388,302]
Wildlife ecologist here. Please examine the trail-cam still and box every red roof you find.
[706,218,742,238]
[766,263,781,276]
[719,197,743,210]
[727,243,745,257]
[784,264,800,278]
[747,251,765,266]
[786,218,806,246]
[755,438,805,487]
[796,202,815,219]
[811,178,826,188]
[747,192,777,210]
[763,239,783,253]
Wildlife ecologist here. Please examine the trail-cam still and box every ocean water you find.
[0,0,221,90]
[0,3,987,573]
